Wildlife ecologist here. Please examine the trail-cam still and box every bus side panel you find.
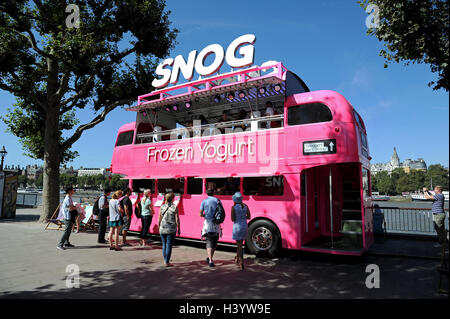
[244,173,301,250]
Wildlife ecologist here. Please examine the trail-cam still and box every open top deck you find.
[126,62,309,132]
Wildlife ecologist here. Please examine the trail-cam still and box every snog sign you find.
[152,34,256,89]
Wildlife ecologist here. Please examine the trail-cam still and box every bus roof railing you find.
[136,114,284,143]
[127,62,288,112]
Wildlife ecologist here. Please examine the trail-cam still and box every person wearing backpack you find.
[97,189,111,244]
[231,192,251,270]
[199,188,223,267]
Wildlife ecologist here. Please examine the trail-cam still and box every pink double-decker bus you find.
[111,62,373,256]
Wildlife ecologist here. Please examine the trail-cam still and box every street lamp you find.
[0,146,7,171]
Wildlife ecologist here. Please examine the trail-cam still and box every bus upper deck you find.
[112,62,370,179]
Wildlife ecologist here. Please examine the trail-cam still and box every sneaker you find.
[64,243,75,248]
[115,247,122,251]
[57,245,65,250]
[122,242,132,247]
[209,262,215,267]
[206,257,210,264]
[98,240,107,244]
[109,247,115,250]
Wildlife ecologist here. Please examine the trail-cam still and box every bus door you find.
[301,165,343,249]
[301,168,320,245]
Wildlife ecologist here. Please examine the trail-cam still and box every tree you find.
[0,1,178,221]
[360,0,449,91]
[374,171,395,195]
[426,164,449,189]
[35,174,43,188]
[18,175,28,187]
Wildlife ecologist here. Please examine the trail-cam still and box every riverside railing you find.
[16,192,100,208]
[378,206,449,236]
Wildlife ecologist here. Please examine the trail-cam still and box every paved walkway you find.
[0,208,447,298]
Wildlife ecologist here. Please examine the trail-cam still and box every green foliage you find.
[18,174,28,187]
[426,164,449,189]
[35,173,43,187]
[371,164,449,195]
[359,0,449,91]
[74,173,128,190]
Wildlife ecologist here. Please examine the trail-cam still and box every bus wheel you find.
[246,220,280,258]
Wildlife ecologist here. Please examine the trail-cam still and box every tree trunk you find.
[39,107,61,222]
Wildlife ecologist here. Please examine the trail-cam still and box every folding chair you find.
[79,205,97,231]
[45,203,65,231]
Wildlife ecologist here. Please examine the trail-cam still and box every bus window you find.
[362,168,370,200]
[206,177,240,196]
[132,179,155,193]
[187,177,203,195]
[116,131,134,147]
[158,178,185,194]
[287,103,332,126]
[243,176,284,196]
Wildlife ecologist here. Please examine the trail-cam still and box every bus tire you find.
[246,219,281,258]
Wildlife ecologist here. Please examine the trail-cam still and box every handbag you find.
[69,209,78,223]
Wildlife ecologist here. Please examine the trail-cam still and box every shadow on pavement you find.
[0,249,447,299]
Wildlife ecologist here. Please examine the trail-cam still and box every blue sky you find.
[0,0,448,169]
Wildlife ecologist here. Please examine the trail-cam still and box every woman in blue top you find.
[231,192,250,270]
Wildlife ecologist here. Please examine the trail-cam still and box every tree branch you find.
[60,73,96,112]
[53,71,70,102]
[5,25,53,60]
[61,99,131,151]
[0,79,45,109]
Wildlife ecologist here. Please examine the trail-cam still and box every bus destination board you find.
[303,139,336,155]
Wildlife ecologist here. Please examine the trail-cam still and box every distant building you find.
[60,165,77,176]
[371,147,427,175]
[77,167,111,177]
[2,164,21,176]
[25,164,43,180]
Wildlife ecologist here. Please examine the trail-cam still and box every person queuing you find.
[120,188,133,246]
[108,190,123,251]
[57,186,77,250]
[97,189,111,244]
[140,189,153,247]
[199,188,222,267]
[231,192,251,270]
[158,192,181,267]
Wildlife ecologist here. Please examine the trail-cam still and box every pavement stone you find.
[0,207,447,299]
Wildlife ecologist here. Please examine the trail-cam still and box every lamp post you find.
[0,146,7,171]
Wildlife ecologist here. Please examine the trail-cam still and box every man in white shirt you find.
[57,187,77,250]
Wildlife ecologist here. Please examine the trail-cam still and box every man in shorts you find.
[120,188,133,246]
[424,185,447,247]
[200,188,222,267]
